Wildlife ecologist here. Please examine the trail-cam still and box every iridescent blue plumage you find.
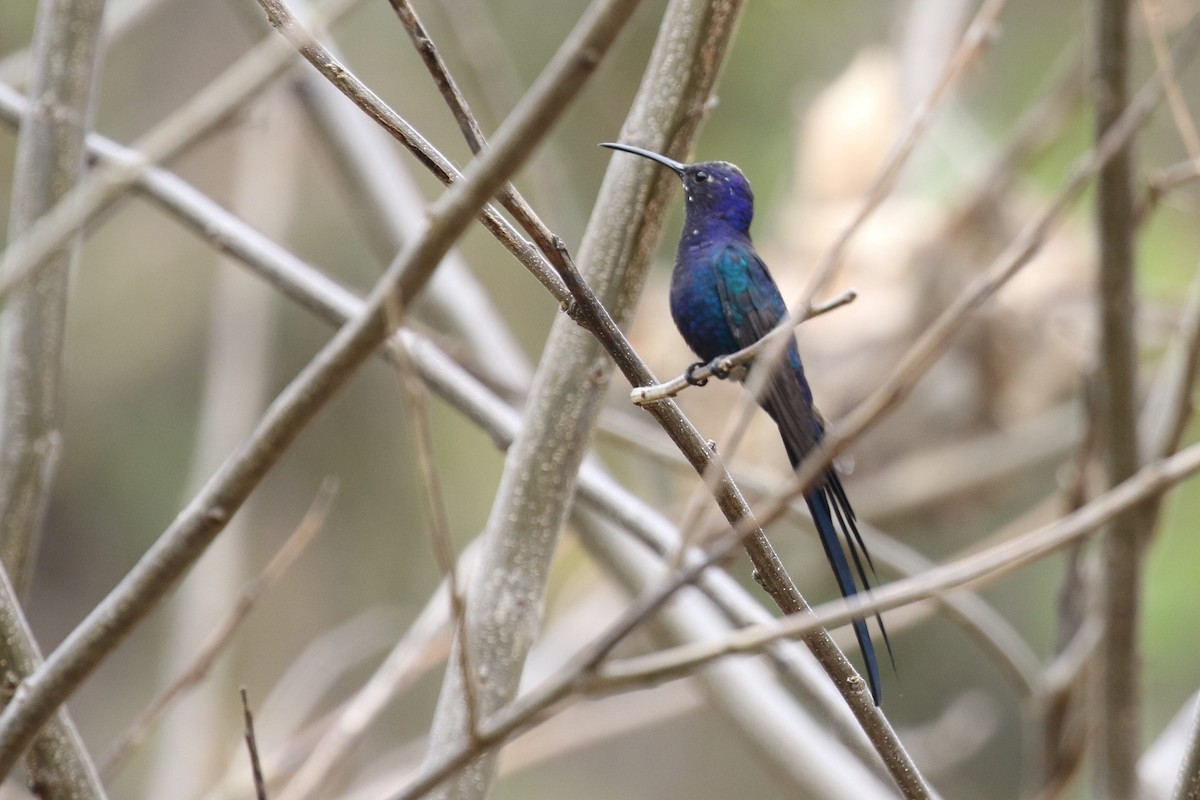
[602,142,891,704]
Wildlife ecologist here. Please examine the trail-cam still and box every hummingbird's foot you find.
[684,361,709,387]
[709,358,731,380]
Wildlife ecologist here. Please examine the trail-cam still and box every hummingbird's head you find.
[600,143,755,235]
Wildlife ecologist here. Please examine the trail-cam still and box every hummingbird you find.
[602,141,890,704]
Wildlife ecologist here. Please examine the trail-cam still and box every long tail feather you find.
[757,359,893,703]
[804,486,890,705]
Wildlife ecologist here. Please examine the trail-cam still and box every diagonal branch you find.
[0,0,641,775]
[0,0,108,795]
[386,0,487,153]
[0,0,365,307]
[593,439,1200,690]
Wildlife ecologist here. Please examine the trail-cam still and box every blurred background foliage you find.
[1,0,1199,798]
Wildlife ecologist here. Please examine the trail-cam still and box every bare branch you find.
[0,0,640,772]
[0,0,108,794]
[0,0,364,307]
[1140,0,1200,162]
[248,0,571,305]
[0,0,105,597]
[1092,0,1145,795]
[240,688,268,800]
[386,0,487,153]
[593,439,1200,689]
[388,324,480,739]
[629,289,858,405]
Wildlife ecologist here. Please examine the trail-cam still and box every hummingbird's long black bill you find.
[599,142,686,177]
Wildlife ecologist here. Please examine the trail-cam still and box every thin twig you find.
[373,6,501,738]
[387,312,480,739]
[385,0,573,267]
[240,687,269,800]
[630,289,857,404]
[1144,159,1200,215]
[1142,262,1200,463]
[0,0,640,774]
[800,0,1009,306]
[387,0,487,153]
[938,44,1085,238]
[431,0,589,226]
[100,478,338,778]
[246,0,572,305]
[274,22,530,378]
[380,0,581,261]
[1141,0,1200,161]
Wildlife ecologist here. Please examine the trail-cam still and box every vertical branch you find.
[0,0,109,796]
[389,327,481,738]
[1092,0,1145,797]
[0,0,106,594]
[418,2,743,798]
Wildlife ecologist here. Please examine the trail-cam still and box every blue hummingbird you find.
[602,142,891,704]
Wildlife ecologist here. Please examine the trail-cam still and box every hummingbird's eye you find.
[694,170,710,183]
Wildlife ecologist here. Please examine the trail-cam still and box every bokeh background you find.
[1,0,1199,797]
